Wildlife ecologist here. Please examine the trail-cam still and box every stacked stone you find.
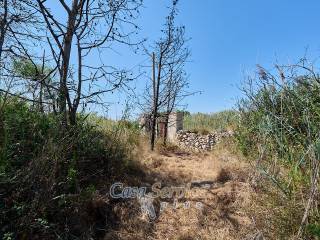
[176,130,233,152]
[214,130,234,142]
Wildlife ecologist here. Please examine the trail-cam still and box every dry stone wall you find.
[176,130,233,152]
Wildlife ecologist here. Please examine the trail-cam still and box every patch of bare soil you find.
[104,143,257,240]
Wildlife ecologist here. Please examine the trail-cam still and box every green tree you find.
[13,59,58,113]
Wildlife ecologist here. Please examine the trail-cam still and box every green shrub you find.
[0,97,143,239]
[0,98,56,173]
[236,63,320,238]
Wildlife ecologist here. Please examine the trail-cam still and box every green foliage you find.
[237,75,320,187]
[67,167,77,190]
[236,64,320,238]
[183,110,238,132]
[3,232,13,240]
[0,97,143,239]
[0,98,56,173]
[13,60,39,79]
[13,59,52,80]
[87,113,141,150]
[81,185,96,199]
[306,223,320,237]
[12,59,58,108]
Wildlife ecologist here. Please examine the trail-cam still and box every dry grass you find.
[102,138,257,240]
[246,180,307,240]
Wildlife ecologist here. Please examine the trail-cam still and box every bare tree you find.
[0,0,40,63]
[161,24,191,145]
[0,0,8,60]
[0,0,52,112]
[0,0,39,84]
[162,65,190,145]
[36,0,142,129]
[142,0,190,150]
[0,0,42,147]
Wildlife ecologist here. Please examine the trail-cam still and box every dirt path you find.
[105,143,257,240]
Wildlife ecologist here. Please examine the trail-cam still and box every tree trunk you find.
[69,107,77,126]
[59,0,78,131]
[0,113,5,155]
[0,0,8,61]
[0,0,8,153]
[150,52,157,150]
[39,81,44,112]
[163,114,169,145]
[150,50,163,151]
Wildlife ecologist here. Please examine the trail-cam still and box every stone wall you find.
[176,130,233,152]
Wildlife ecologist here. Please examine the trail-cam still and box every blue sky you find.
[101,0,320,118]
[46,0,320,119]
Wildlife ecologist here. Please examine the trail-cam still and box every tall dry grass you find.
[183,110,238,133]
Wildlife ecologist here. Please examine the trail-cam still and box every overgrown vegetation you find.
[1,0,319,239]
[0,0,194,238]
[0,97,142,239]
[236,61,320,239]
[183,110,237,133]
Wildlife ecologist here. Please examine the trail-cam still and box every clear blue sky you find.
[102,0,320,118]
[47,0,320,118]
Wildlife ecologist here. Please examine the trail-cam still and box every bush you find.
[0,98,56,173]
[236,62,320,238]
[0,97,143,239]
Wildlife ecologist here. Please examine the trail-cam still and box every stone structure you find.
[139,112,184,141]
[166,112,184,141]
[139,112,233,152]
[176,130,234,152]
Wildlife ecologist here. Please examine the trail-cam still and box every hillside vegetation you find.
[0,1,319,239]
[183,110,237,133]
[0,97,142,239]
[236,63,320,239]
